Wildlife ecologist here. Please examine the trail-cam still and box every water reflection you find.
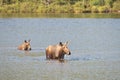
[46,59,68,63]
[24,51,30,56]
[0,13,120,18]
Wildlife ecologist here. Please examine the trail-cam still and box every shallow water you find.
[0,18,120,80]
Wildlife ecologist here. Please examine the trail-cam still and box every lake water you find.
[0,16,120,80]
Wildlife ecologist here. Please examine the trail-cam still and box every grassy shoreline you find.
[0,13,120,18]
[0,0,120,14]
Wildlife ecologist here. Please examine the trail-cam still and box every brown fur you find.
[18,40,31,51]
[46,42,71,60]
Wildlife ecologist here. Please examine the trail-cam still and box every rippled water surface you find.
[0,18,120,80]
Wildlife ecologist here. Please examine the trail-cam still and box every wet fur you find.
[18,40,31,51]
[46,42,71,60]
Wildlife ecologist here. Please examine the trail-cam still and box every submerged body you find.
[18,40,31,51]
[46,42,71,60]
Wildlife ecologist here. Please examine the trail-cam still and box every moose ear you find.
[59,42,63,46]
[28,39,31,42]
[24,40,27,43]
[65,41,69,46]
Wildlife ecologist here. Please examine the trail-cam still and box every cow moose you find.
[46,41,71,60]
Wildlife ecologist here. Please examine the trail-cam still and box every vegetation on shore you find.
[0,0,120,13]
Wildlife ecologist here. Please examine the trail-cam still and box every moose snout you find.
[29,48,32,50]
[69,52,71,55]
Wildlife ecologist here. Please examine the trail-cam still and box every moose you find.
[18,40,31,51]
[46,41,71,60]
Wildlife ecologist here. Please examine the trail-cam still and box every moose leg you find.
[46,53,49,59]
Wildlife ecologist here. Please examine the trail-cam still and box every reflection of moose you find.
[18,40,31,51]
[46,42,71,60]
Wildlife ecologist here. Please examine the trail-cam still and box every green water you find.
[0,13,120,18]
